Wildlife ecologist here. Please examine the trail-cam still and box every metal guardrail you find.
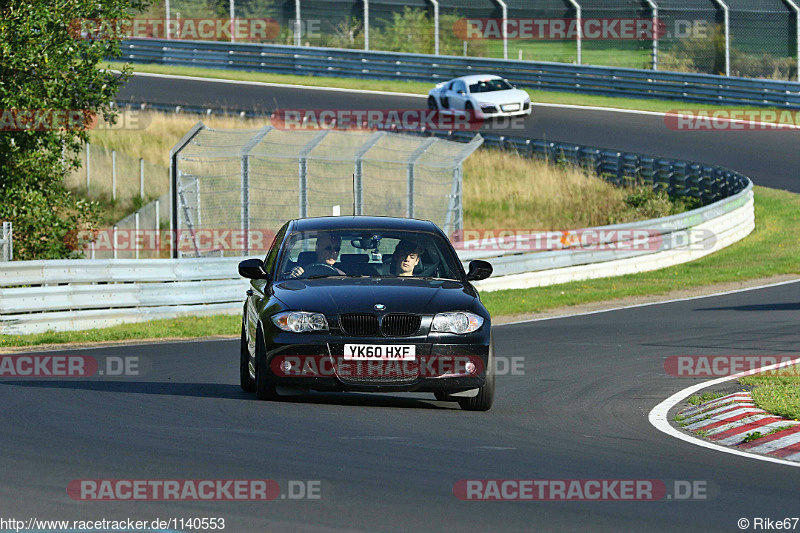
[0,222,12,262]
[0,106,755,334]
[119,38,800,108]
[0,181,753,334]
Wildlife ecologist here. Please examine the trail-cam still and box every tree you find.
[0,0,149,260]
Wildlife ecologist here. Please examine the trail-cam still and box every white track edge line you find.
[648,356,800,468]
[126,71,427,98]
[125,71,800,128]
[496,277,800,327]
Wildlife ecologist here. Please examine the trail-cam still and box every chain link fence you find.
[132,1,798,79]
[170,123,482,258]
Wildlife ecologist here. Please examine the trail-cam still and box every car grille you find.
[382,314,421,336]
[339,314,379,336]
[339,313,421,337]
[481,105,499,114]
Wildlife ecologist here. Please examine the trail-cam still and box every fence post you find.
[406,137,438,218]
[786,0,800,81]
[567,0,582,65]
[240,126,272,256]
[229,0,235,43]
[712,0,731,76]
[135,211,140,260]
[86,143,90,193]
[112,149,117,201]
[294,0,301,47]
[364,0,369,51]
[430,0,440,55]
[645,0,658,70]
[113,225,118,260]
[298,130,330,218]
[494,0,508,60]
[353,131,386,216]
[139,157,144,199]
[155,199,161,257]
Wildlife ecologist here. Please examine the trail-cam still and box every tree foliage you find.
[0,0,149,260]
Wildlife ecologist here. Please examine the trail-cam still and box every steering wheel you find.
[302,262,340,277]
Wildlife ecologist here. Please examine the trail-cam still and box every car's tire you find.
[240,321,256,392]
[458,336,495,412]
[428,96,439,110]
[465,101,474,111]
[434,391,451,401]
[254,324,279,401]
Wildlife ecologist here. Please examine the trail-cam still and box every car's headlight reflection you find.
[431,312,484,334]
[271,311,329,332]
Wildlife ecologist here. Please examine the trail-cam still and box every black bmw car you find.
[237,216,494,411]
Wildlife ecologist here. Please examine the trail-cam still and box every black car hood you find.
[272,277,480,316]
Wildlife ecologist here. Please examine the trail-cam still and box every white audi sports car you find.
[428,75,532,119]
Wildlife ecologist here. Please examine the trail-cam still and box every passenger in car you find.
[391,240,425,277]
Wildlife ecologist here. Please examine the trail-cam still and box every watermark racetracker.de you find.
[0,355,144,378]
[453,479,713,501]
[0,108,150,131]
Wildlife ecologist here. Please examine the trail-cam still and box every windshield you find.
[276,229,463,281]
[469,79,514,93]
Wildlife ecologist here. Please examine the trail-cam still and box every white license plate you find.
[344,344,416,361]
[501,104,520,112]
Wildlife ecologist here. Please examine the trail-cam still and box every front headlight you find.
[431,312,484,334]
[271,311,328,332]
[478,102,494,108]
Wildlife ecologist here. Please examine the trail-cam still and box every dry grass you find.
[462,148,664,229]
[80,111,683,231]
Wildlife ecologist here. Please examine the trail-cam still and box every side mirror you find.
[466,260,493,281]
[238,258,269,280]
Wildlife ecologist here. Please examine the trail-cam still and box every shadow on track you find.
[0,380,456,409]
[696,302,800,312]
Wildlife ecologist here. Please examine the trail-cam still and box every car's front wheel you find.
[428,96,439,110]
[240,322,255,392]
[458,336,495,411]
[255,324,279,401]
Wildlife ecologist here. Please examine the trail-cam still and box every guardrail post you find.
[229,0,235,43]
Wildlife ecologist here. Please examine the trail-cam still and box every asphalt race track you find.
[4,284,800,531]
[117,73,800,192]
[2,74,798,531]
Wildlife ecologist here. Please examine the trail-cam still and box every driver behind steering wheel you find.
[287,232,345,278]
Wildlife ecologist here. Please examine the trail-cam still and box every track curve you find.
[3,74,798,531]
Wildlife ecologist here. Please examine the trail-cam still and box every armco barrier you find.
[0,181,753,335]
[118,39,800,108]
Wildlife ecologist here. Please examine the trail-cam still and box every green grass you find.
[688,391,725,405]
[109,61,752,116]
[481,186,800,317]
[4,185,800,348]
[0,315,240,348]
[740,363,800,420]
[742,431,763,443]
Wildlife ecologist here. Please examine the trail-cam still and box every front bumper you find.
[264,332,490,394]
